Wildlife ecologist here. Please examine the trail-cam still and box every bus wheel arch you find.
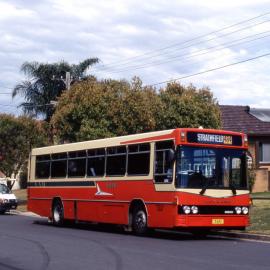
[51,197,64,226]
[129,199,148,235]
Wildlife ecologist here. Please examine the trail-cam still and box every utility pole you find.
[64,72,71,90]
[52,72,72,90]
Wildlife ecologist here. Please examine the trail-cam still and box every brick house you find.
[220,105,270,192]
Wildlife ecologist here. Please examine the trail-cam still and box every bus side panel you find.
[147,204,177,228]
[62,200,75,220]
[28,198,51,218]
[97,203,129,225]
[77,201,99,222]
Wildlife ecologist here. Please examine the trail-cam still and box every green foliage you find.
[52,77,161,142]
[157,82,220,130]
[248,165,256,192]
[52,77,221,142]
[12,58,99,121]
[0,114,48,178]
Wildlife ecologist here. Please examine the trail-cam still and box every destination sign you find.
[186,132,242,146]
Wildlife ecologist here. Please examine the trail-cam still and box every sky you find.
[0,0,270,115]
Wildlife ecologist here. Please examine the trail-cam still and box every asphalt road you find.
[0,214,269,270]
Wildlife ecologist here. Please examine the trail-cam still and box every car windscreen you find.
[0,184,10,194]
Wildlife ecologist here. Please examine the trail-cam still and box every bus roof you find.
[32,128,246,155]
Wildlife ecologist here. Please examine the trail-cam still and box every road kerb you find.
[9,210,41,217]
[211,231,270,242]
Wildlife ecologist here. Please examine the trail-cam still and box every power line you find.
[95,19,270,73]
[92,11,270,71]
[0,103,54,108]
[147,52,270,87]
[97,30,270,74]
[0,104,17,107]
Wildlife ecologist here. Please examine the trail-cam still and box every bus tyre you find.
[132,208,148,235]
[0,210,5,215]
[52,201,64,226]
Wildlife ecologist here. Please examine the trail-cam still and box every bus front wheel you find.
[52,200,64,226]
[132,208,148,235]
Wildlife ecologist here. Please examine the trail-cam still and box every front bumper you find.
[0,201,18,211]
[175,215,249,228]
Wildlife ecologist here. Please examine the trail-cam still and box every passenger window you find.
[106,146,127,176]
[51,153,67,178]
[87,148,105,177]
[127,144,150,175]
[36,155,51,179]
[68,151,86,177]
[154,141,175,183]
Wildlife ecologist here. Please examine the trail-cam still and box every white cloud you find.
[1,0,270,115]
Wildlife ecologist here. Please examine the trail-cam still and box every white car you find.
[0,183,18,214]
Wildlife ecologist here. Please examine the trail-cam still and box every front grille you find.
[178,205,244,215]
[9,199,16,204]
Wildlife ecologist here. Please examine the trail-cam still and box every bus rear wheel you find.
[132,208,148,235]
[52,200,64,226]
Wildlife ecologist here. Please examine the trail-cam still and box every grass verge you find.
[251,192,270,199]
[247,199,270,234]
[13,189,27,212]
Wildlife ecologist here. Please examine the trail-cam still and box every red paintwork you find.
[28,128,250,229]
[28,180,250,229]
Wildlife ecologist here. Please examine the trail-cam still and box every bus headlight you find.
[242,207,249,215]
[183,206,191,214]
[235,207,242,214]
[191,206,199,214]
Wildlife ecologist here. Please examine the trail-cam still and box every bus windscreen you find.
[175,146,248,190]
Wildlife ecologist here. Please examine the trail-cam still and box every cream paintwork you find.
[31,129,174,156]
[29,142,156,183]
[29,132,167,182]
[176,188,249,197]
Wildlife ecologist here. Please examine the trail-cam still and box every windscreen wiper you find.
[230,184,237,195]
[199,178,209,195]
[199,186,207,195]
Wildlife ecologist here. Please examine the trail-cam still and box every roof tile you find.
[220,105,270,135]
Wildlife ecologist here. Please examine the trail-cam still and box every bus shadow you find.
[33,219,233,241]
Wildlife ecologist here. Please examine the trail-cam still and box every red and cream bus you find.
[28,128,250,234]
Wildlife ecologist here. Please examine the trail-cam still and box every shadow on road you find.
[32,219,232,242]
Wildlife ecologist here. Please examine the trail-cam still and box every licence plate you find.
[212,219,224,225]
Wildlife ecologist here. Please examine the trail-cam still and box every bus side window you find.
[127,143,150,175]
[51,153,67,178]
[154,140,175,183]
[106,146,127,176]
[87,148,105,177]
[68,150,87,178]
[36,155,51,179]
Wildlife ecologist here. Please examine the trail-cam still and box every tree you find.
[51,77,221,143]
[157,82,221,130]
[12,58,99,121]
[0,114,48,185]
[51,77,161,142]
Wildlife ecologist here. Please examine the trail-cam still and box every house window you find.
[259,143,270,163]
